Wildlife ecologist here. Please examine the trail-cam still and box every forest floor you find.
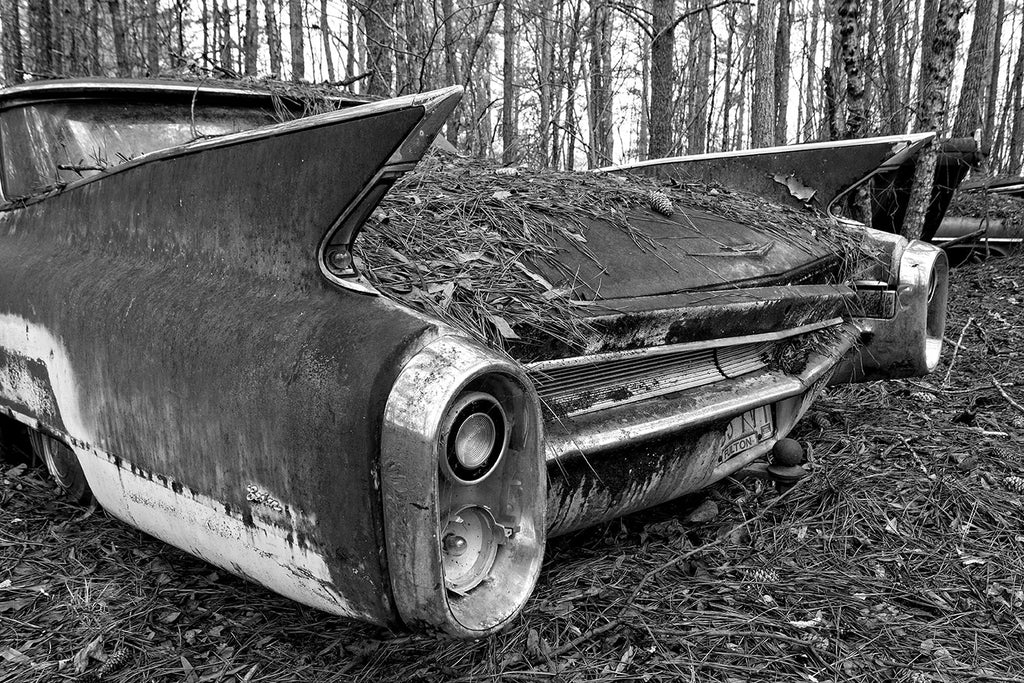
[3,253,1024,683]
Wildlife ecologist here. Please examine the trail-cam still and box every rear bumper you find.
[544,324,855,535]
[833,240,948,382]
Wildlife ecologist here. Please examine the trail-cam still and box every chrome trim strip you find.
[527,317,844,372]
[544,323,856,461]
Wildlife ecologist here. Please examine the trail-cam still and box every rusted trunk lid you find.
[526,205,843,303]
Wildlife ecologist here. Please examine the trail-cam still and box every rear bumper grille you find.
[528,318,844,417]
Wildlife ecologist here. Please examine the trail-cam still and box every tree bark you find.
[243,0,258,75]
[1,0,25,84]
[220,0,233,72]
[750,0,778,146]
[358,0,398,95]
[879,0,902,133]
[688,3,711,153]
[721,3,736,149]
[952,0,994,138]
[800,0,820,140]
[502,0,517,164]
[984,0,1005,147]
[588,0,614,166]
[289,0,304,81]
[903,0,964,240]
[538,0,555,166]
[29,0,54,76]
[648,0,675,158]
[773,0,791,144]
[1006,14,1024,173]
[320,0,335,81]
[146,0,159,74]
[837,0,866,137]
[106,0,129,76]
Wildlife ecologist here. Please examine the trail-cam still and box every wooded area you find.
[0,0,1019,173]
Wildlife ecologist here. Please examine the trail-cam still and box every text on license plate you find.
[720,405,774,462]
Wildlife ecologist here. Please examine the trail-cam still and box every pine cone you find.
[647,191,674,217]
[747,567,780,584]
[98,648,132,676]
[1005,475,1024,494]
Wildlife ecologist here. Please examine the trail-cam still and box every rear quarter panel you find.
[0,107,437,624]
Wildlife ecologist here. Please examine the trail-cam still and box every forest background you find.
[0,0,1017,178]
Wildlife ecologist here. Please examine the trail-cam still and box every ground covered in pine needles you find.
[3,253,1024,683]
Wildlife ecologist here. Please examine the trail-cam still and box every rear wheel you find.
[28,431,93,504]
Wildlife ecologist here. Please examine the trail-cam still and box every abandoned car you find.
[0,79,948,636]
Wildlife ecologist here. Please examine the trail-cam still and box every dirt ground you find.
[3,252,1024,683]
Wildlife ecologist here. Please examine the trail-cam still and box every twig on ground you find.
[943,316,974,386]
[992,376,1024,415]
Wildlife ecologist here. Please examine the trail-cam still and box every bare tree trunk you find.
[1006,15,1024,173]
[106,0,129,76]
[89,0,102,73]
[823,65,840,138]
[502,0,517,164]
[903,0,964,239]
[689,3,711,153]
[984,0,1005,147]
[838,0,866,137]
[773,0,791,144]
[346,0,357,81]
[588,0,613,165]
[861,0,879,118]
[440,0,460,141]
[750,0,778,146]
[289,0,304,80]
[563,0,583,168]
[146,0,159,74]
[201,0,210,63]
[648,0,675,158]
[952,0,994,138]
[721,3,736,149]
[359,0,397,95]
[319,0,334,81]
[265,0,282,76]
[29,0,54,76]
[916,0,938,106]
[538,0,555,166]
[879,0,902,133]
[243,0,258,75]
[735,12,752,148]
[220,0,233,72]
[1,0,25,84]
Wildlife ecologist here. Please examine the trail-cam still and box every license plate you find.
[721,405,774,462]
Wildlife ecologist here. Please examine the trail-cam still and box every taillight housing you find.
[381,335,545,636]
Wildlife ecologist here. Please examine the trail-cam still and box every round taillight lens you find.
[454,412,496,469]
[441,505,501,593]
[440,392,508,484]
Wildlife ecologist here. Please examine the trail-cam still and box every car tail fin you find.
[601,133,935,216]
[317,87,463,294]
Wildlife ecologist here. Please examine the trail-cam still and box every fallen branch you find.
[992,376,1024,415]
[942,316,974,386]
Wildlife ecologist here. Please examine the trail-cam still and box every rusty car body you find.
[0,79,949,636]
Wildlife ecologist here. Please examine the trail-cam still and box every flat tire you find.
[28,431,93,504]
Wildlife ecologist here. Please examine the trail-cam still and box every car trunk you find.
[527,206,840,302]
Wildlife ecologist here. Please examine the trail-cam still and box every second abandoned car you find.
[0,80,948,635]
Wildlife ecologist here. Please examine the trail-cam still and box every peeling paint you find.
[772,172,817,202]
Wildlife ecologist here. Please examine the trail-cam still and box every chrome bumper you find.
[833,240,949,382]
[544,325,856,535]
